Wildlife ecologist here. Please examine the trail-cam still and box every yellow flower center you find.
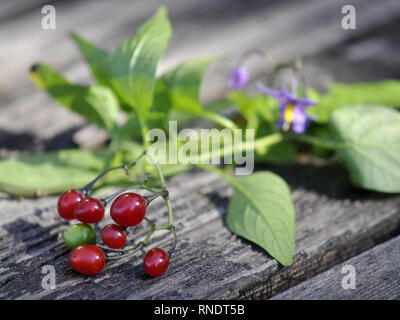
[283,103,294,124]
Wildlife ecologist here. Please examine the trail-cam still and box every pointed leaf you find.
[30,64,119,132]
[161,56,217,114]
[0,149,112,196]
[109,7,171,113]
[70,33,111,87]
[226,171,296,266]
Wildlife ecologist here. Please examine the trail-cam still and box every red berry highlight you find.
[68,245,106,276]
[143,248,169,277]
[74,198,104,224]
[110,193,147,227]
[57,190,83,220]
[101,224,126,249]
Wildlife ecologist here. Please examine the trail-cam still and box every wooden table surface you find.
[0,0,399,299]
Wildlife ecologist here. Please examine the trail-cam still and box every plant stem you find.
[289,134,346,150]
[138,114,150,148]
[103,223,173,255]
[143,189,169,205]
[193,132,283,164]
[146,151,174,226]
[199,110,239,130]
[146,151,166,187]
[168,225,177,257]
[103,151,176,257]
[100,188,125,206]
[79,150,146,195]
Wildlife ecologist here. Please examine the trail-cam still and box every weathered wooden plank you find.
[0,0,52,23]
[0,163,399,299]
[271,235,400,300]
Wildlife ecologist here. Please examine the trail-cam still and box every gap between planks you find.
[271,234,400,300]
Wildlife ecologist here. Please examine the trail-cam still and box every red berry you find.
[68,245,106,276]
[110,193,147,227]
[74,198,104,223]
[57,190,83,220]
[143,248,169,277]
[101,224,126,249]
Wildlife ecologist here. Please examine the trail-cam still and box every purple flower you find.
[227,67,249,90]
[257,82,315,134]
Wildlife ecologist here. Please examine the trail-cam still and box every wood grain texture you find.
[0,163,399,299]
[271,235,400,300]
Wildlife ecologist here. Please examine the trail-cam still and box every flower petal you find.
[280,87,297,102]
[228,67,249,90]
[291,105,310,134]
[296,97,316,106]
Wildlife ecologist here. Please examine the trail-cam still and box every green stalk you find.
[199,110,239,130]
[193,132,283,164]
[147,151,174,227]
[289,134,347,150]
[138,114,150,148]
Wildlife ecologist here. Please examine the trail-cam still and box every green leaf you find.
[114,80,172,141]
[0,143,191,197]
[30,64,119,132]
[330,105,400,193]
[70,33,111,87]
[109,7,171,114]
[113,111,142,141]
[308,80,400,122]
[255,140,297,165]
[168,100,231,125]
[226,171,296,266]
[147,78,172,130]
[0,149,112,196]
[161,56,239,129]
[162,56,218,114]
[227,91,277,130]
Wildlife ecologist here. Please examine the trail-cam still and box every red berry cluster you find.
[57,155,173,278]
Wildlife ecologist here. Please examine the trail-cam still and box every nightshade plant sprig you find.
[60,150,175,277]
[0,7,400,268]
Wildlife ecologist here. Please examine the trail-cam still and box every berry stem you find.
[146,151,174,227]
[102,221,174,253]
[138,114,150,148]
[79,151,146,196]
[102,151,177,261]
[143,189,169,205]
[168,225,177,257]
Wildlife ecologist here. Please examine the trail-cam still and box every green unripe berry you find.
[63,223,96,250]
